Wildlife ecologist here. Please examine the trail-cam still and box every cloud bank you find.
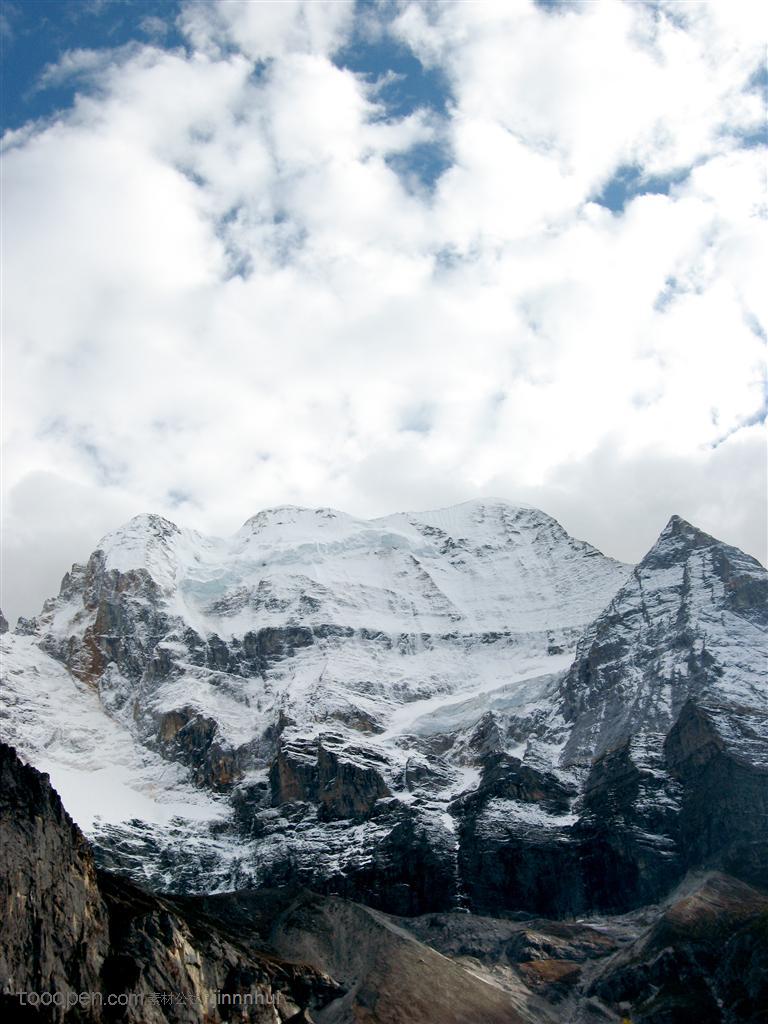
[2,0,766,621]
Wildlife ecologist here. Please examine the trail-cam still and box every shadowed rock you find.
[0,743,341,1023]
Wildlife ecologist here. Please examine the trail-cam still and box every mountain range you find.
[1,498,766,1022]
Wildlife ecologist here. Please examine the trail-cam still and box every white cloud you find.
[178,0,355,62]
[1,0,765,622]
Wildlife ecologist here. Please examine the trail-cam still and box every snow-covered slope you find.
[23,499,629,753]
[0,632,246,889]
[79,500,625,634]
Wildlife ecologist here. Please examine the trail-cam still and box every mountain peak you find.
[98,512,181,546]
[557,511,768,766]
[417,496,536,514]
[659,513,711,542]
[645,514,764,576]
[93,512,190,588]
[239,505,352,533]
[384,497,563,537]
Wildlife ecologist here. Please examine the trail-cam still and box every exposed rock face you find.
[157,708,245,790]
[453,755,583,918]
[0,742,108,1016]
[665,700,768,887]
[0,743,342,1022]
[0,609,8,635]
[453,735,688,918]
[316,805,460,916]
[270,737,391,821]
[588,873,768,1024]
[572,735,683,912]
[97,873,341,1024]
[39,552,171,688]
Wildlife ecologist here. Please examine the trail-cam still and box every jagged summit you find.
[98,511,182,545]
[643,512,758,566]
[638,510,767,582]
[93,512,206,593]
[555,510,768,765]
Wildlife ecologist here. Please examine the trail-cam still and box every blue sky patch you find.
[335,16,453,189]
[335,26,451,121]
[533,0,579,12]
[653,276,681,313]
[1,0,184,133]
[592,163,691,213]
[744,310,767,344]
[385,139,452,192]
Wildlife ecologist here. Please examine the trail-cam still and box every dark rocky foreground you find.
[0,743,340,1023]
[3,741,768,1024]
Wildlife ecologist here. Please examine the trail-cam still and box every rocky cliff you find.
[0,742,108,1016]
[0,742,341,1023]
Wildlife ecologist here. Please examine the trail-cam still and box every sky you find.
[1,0,766,623]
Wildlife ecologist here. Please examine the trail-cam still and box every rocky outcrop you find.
[34,553,171,688]
[97,872,341,1024]
[573,736,684,913]
[322,805,460,915]
[269,736,390,821]
[0,742,108,1016]
[0,743,342,1022]
[400,907,622,1002]
[665,700,768,887]
[453,754,582,917]
[452,686,767,921]
[0,609,8,635]
[156,708,245,790]
[588,873,768,1023]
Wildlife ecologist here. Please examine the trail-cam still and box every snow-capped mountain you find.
[555,514,768,765]
[1,499,765,916]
